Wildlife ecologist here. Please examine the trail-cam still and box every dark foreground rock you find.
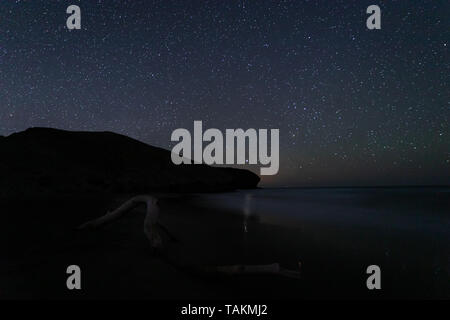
[0,127,259,196]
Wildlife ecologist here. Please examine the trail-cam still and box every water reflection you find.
[243,193,253,233]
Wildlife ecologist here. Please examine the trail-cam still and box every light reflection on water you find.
[194,188,450,232]
[189,188,450,293]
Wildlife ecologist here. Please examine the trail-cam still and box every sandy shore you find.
[0,192,448,299]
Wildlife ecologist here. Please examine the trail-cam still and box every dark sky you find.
[0,0,448,187]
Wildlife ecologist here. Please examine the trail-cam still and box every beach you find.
[1,187,449,299]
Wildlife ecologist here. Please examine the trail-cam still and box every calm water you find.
[190,187,450,297]
[194,187,450,230]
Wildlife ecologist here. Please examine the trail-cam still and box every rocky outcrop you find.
[0,127,259,197]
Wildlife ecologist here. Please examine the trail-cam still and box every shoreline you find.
[1,189,449,299]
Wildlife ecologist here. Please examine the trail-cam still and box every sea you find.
[189,187,450,298]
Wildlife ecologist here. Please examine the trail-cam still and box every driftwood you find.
[78,195,167,249]
[204,262,301,279]
[78,195,301,279]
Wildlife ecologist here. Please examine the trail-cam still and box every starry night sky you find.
[0,0,448,187]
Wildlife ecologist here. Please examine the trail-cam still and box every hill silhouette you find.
[0,127,259,197]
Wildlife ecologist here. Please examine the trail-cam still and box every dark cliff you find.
[0,127,259,197]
